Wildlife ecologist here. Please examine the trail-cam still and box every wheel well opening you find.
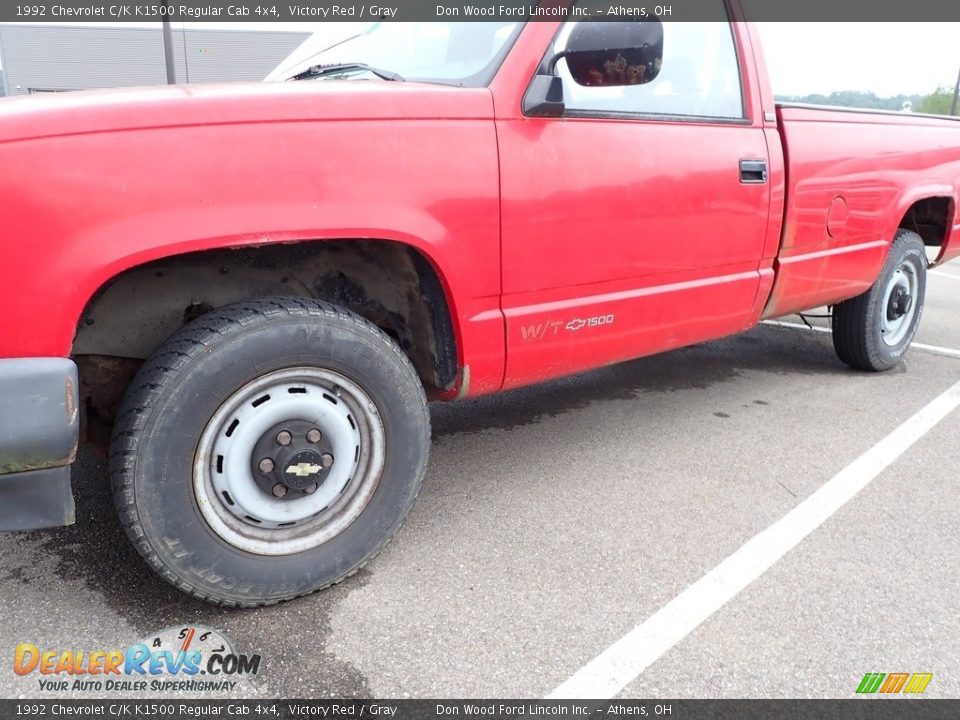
[73,240,459,448]
[899,196,954,250]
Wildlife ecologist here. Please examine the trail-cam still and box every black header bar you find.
[4,0,960,22]
[1,699,958,720]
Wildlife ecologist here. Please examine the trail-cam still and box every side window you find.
[554,15,744,119]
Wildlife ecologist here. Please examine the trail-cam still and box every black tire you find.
[832,229,927,372]
[110,297,430,606]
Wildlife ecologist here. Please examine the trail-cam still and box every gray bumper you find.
[0,358,79,530]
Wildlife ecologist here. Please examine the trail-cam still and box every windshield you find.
[282,22,523,87]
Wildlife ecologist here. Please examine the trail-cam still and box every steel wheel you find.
[879,262,919,347]
[193,367,385,556]
[832,229,926,372]
[112,298,430,605]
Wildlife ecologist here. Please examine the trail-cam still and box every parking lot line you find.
[931,269,960,280]
[762,320,960,360]
[547,379,960,700]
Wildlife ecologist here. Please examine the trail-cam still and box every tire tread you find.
[832,229,926,372]
[110,297,429,607]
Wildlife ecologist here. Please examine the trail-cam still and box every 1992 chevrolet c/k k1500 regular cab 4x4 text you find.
[1,8,958,605]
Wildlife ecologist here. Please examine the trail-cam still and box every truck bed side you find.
[763,105,960,319]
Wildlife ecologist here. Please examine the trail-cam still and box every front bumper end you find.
[0,358,79,530]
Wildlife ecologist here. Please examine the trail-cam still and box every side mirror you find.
[558,21,663,88]
[522,21,663,118]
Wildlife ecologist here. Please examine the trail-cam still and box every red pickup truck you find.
[1,13,958,606]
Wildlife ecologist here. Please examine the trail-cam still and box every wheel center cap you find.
[282,450,326,490]
[888,287,912,320]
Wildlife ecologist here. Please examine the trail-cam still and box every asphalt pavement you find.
[2,260,958,700]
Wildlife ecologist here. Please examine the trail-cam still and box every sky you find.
[1,21,959,98]
[755,22,960,97]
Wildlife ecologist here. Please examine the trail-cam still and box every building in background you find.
[0,23,311,96]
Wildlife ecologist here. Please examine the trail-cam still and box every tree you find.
[916,86,956,116]
[773,90,923,111]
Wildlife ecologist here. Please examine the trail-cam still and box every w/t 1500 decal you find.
[521,315,616,341]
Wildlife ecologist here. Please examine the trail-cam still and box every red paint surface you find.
[1,20,958,396]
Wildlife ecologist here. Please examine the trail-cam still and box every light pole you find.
[160,0,176,84]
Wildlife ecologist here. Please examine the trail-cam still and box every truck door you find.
[497,11,771,388]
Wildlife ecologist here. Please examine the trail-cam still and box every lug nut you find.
[303,483,318,495]
[271,483,288,498]
[306,428,322,444]
[320,453,334,468]
[276,430,292,446]
[258,458,275,474]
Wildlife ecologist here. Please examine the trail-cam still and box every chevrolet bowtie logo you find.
[286,463,322,477]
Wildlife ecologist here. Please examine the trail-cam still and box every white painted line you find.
[909,342,960,359]
[548,379,960,700]
[930,269,960,281]
[762,320,960,360]
[762,319,830,334]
